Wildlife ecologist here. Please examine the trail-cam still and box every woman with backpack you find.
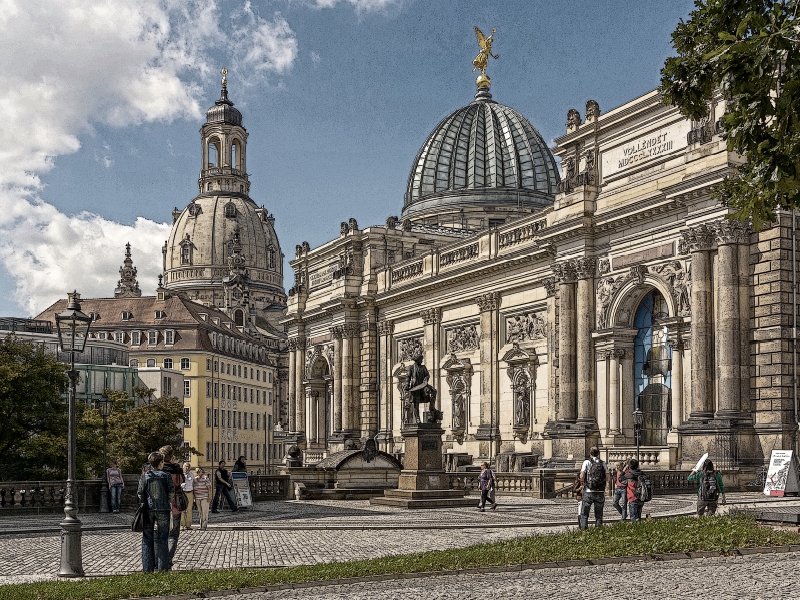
[688,459,726,516]
[620,458,650,523]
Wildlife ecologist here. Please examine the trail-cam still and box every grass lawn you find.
[3,515,799,600]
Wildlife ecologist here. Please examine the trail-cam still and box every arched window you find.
[224,202,237,219]
[268,247,276,270]
[231,141,238,169]
[207,140,219,168]
[234,309,244,327]
[634,289,671,446]
[207,182,212,191]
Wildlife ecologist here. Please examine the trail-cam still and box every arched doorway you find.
[634,289,672,446]
[305,356,332,449]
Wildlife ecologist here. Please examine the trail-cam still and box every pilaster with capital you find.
[294,335,306,437]
[377,319,394,449]
[475,292,501,446]
[330,326,344,434]
[420,308,441,411]
[667,338,684,438]
[287,338,297,432]
[542,277,558,424]
[575,258,597,424]
[682,224,714,419]
[607,349,625,435]
[551,261,577,422]
[737,224,751,416]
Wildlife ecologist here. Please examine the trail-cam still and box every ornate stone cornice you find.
[681,224,715,253]
[542,277,557,297]
[551,260,577,284]
[341,323,360,339]
[420,308,441,325]
[667,338,685,351]
[714,219,751,246]
[574,257,597,280]
[475,291,501,312]
[377,319,394,336]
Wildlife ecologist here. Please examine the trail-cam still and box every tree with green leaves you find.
[660,0,800,228]
[0,335,68,480]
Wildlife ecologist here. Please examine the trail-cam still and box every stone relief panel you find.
[446,325,479,353]
[506,311,547,344]
[650,260,691,317]
[596,273,632,329]
[396,336,423,363]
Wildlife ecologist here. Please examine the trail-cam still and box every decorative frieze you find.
[714,219,750,246]
[475,291,500,312]
[397,336,423,362]
[440,242,478,268]
[446,325,479,353]
[506,311,547,343]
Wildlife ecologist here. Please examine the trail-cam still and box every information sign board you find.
[231,472,253,508]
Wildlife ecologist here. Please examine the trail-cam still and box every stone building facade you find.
[284,74,799,471]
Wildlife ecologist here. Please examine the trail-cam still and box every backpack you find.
[586,459,607,491]
[634,474,653,502]
[700,471,719,501]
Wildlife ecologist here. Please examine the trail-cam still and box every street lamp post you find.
[55,291,93,578]
[633,409,644,464]
[96,393,113,514]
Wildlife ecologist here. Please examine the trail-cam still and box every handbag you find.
[175,488,189,512]
[131,502,146,533]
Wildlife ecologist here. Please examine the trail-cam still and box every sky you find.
[0,0,698,317]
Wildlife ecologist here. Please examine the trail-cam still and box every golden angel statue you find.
[472,27,499,74]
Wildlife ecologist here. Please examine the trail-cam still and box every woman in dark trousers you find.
[211,460,238,513]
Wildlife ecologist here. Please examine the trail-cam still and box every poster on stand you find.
[763,450,800,496]
[231,472,253,508]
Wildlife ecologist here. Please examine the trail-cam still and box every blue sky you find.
[0,0,696,317]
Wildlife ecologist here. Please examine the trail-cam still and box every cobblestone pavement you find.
[0,493,797,586]
[228,551,800,600]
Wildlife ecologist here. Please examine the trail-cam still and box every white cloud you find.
[311,51,322,65]
[0,0,298,315]
[314,0,399,11]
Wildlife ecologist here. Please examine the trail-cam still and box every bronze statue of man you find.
[404,354,436,423]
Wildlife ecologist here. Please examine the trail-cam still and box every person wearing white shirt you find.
[180,462,195,530]
[578,446,608,530]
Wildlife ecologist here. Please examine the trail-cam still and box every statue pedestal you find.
[370,422,475,509]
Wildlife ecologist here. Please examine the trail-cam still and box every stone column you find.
[475,292,500,449]
[575,258,597,424]
[620,347,635,438]
[737,226,752,415]
[287,338,297,432]
[668,338,683,434]
[608,349,624,435]
[543,277,558,424]
[341,326,352,434]
[420,308,441,411]
[377,319,394,449]
[331,326,343,434]
[307,388,316,443]
[348,324,361,434]
[714,221,742,417]
[682,225,715,419]
[295,336,306,438]
[552,261,577,422]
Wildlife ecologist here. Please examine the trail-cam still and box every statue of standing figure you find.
[404,354,440,423]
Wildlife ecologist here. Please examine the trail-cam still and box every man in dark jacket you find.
[620,458,646,523]
[211,460,239,513]
[159,445,184,565]
[137,451,174,572]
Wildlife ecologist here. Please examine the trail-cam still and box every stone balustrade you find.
[497,218,547,251]
[439,242,479,270]
[391,260,424,284]
[0,474,291,513]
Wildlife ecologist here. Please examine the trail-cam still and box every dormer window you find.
[115,331,124,343]
[155,310,166,320]
[179,234,194,265]
[165,330,175,345]
[121,311,133,321]
[212,317,220,326]
[131,331,141,346]
[148,330,158,345]
[224,202,237,219]
[89,312,100,321]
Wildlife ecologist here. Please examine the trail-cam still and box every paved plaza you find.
[0,493,797,597]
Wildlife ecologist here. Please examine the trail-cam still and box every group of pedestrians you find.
[577,448,727,531]
[135,448,244,573]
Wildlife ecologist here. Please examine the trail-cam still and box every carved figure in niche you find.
[398,337,423,362]
[452,389,466,432]
[566,109,582,130]
[448,325,479,353]
[404,354,439,423]
[564,156,576,179]
[596,277,615,329]
[514,384,530,428]
[584,148,596,173]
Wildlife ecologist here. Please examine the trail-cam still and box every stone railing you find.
[439,242,479,270]
[391,260,424,284]
[497,218,547,251]
[0,474,292,513]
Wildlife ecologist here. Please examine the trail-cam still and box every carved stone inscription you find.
[506,312,547,343]
[602,120,691,178]
[308,262,338,289]
[446,325,479,353]
[612,242,674,271]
